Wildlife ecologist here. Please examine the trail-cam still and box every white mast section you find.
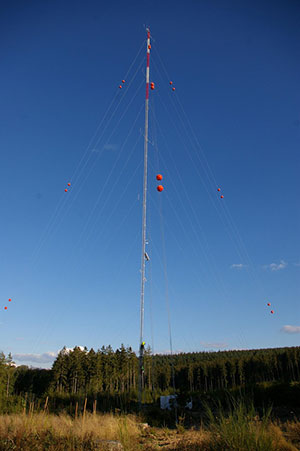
[139,28,151,406]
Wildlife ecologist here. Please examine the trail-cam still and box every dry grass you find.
[0,411,299,450]
[0,412,141,450]
[138,426,211,450]
[267,424,298,451]
[283,420,300,449]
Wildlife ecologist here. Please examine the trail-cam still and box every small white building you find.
[160,395,177,410]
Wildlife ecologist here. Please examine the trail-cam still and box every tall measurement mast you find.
[139,28,151,407]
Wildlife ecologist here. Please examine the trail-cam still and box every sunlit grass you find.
[0,407,299,450]
[0,412,141,450]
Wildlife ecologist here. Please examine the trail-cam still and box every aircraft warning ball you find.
[156,174,163,181]
[220,195,224,199]
[267,303,271,306]
[8,299,11,302]
[67,183,71,186]
[217,188,221,192]
[271,310,274,314]
[4,307,7,310]
[157,185,164,192]
[65,189,68,192]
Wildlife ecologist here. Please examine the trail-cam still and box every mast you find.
[139,28,151,407]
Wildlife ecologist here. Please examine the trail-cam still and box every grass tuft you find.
[205,400,298,451]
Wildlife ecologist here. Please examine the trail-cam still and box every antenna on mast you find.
[139,27,151,409]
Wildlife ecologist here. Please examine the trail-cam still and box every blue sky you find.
[0,0,299,368]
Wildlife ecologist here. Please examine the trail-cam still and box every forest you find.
[0,345,299,416]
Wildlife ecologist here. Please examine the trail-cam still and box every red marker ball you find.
[270,310,274,314]
[220,195,224,199]
[4,307,7,310]
[267,303,271,306]
[172,87,175,91]
[65,189,68,192]
[122,80,125,83]
[156,174,163,181]
[169,81,173,85]
[119,85,122,89]
[217,188,221,192]
[8,299,11,302]
[157,185,164,192]
[67,183,71,187]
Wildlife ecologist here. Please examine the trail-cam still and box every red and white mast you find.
[139,28,151,406]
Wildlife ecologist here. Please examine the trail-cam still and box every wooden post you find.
[93,399,97,415]
[44,396,49,411]
[6,373,10,397]
[23,393,28,415]
[83,397,87,418]
[75,401,78,419]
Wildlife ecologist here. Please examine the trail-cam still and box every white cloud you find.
[264,260,287,271]
[230,263,247,269]
[61,346,85,355]
[200,341,228,349]
[13,346,86,366]
[13,351,57,364]
[281,325,300,334]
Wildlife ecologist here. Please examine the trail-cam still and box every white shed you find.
[160,395,177,410]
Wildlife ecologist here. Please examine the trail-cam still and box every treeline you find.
[0,346,299,404]
[50,345,300,396]
[164,346,300,392]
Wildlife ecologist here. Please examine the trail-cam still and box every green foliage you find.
[14,367,52,397]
